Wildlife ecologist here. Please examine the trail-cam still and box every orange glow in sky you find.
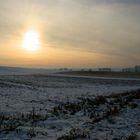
[0,0,140,68]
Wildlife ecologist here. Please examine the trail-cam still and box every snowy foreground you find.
[0,73,140,140]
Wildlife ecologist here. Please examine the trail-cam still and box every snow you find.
[0,72,140,140]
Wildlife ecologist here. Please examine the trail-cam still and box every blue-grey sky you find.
[0,0,140,68]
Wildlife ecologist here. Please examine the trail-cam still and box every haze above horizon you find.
[0,0,140,68]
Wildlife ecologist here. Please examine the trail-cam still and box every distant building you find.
[99,68,112,72]
[122,65,140,72]
[135,65,140,72]
[122,68,135,72]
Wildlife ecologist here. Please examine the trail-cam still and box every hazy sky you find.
[0,0,140,68]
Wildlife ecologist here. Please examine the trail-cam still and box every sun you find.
[22,31,40,52]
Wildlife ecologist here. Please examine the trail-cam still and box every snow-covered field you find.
[0,72,140,140]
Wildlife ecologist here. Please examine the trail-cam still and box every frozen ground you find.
[0,74,140,140]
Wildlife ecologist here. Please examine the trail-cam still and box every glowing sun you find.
[22,31,40,51]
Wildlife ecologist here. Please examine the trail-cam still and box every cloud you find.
[75,0,140,5]
[0,0,140,66]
